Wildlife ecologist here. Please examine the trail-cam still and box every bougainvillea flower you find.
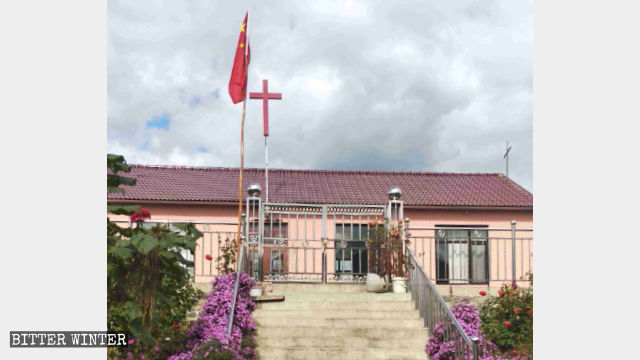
[478,290,487,296]
[497,290,504,297]
[502,320,511,328]
[205,254,213,261]
[171,322,179,329]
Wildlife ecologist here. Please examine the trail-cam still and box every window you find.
[334,224,369,275]
[435,227,488,284]
[248,221,289,275]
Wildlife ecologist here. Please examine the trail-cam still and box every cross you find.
[249,79,282,136]
[503,141,512,177]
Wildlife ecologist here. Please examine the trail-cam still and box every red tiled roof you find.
[107,165,532,208]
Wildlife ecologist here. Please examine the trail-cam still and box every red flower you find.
[511,282,518,290]
[513,307,522,314]
[478,290,487,296]
[527,309,533,317]
[171,322,179,329]
[502,320,511,328]
[205,254,213,261]
[398,220,403,225]
[498,290,504,297]
[130,208,151,222]
[407,233,412,237]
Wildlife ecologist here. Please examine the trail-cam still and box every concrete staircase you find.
[254,283,428,360]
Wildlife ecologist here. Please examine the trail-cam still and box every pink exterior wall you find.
[108,203,532,287]
[405,208,533,289]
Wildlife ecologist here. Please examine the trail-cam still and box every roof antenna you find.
[503,141,512,177]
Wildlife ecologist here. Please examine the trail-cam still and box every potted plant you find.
[366,220,408,293]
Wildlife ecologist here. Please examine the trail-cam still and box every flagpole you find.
[235,42,249,269]
[265,135,268,203]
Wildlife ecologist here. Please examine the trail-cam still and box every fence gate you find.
[244,188,401,283]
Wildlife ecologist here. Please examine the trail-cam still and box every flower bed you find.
[169,273,258,360]
[425,283,533,360]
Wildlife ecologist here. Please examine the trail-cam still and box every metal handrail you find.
[225,242,248,343]
[406,246,480,359]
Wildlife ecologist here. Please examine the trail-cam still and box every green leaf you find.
[156,292,175,307]
[159,250,176,259]
[107,154,131,173]
[127,317,157,345]
[130,232,159,255]
[112,246,135,260]
[107,205,140,215]
[159,233,180,248]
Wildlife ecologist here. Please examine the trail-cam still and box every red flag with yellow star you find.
[229,13,250,104]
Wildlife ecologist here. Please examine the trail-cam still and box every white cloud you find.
[108,0,533,190]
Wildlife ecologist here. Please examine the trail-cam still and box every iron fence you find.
[245,200,387,283]
[407,246,481,359]
[407,225,533,284]
[110,219,239,280]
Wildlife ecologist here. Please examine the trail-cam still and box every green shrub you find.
[107,154,204,359]
[479,281,533,357]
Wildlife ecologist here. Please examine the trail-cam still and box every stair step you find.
[258,346,426,360]
[256,325,428,339]
[257,299,415,311]
[270,283,368,293]
[267,292,411,302]
[254,309,421,320]
[256,317,424,329]
[255,335,426,349]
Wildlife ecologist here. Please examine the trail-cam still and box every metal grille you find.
[408,226,533,284]
[253,202,386,283]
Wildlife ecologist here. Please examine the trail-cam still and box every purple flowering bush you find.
[169,273,258,360]
[425,300,532,360]
[425,301,496,360]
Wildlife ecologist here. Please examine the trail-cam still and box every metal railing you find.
[110,219,239,279]
[407,246,480,359]
[408,224,533,284]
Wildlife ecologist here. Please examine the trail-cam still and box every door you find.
[334,224,368,278]
[435,227,488,284]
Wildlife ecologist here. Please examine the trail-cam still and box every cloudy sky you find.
[108,0,533,191]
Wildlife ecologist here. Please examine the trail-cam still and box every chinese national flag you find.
[228,13,250,104]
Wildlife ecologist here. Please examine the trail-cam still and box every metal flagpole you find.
[265,136,269,203]
[235,35,249,267]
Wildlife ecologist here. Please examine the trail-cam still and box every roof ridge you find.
[129,164,505,176]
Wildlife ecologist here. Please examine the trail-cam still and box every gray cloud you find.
[108,0,533,191]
